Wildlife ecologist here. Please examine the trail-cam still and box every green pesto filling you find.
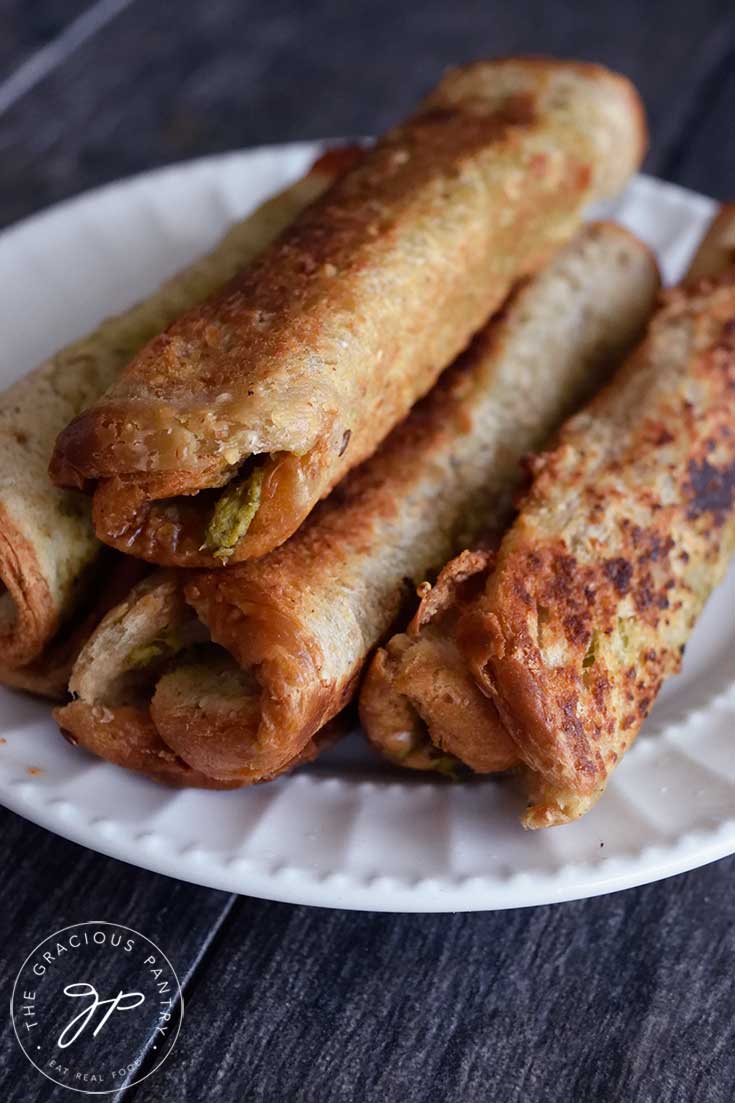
[126,630,183,671]
[424,754,462,780]
[205,467,264,561]
[388,740,463,780]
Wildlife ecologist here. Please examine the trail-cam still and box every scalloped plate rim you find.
[0,142,732,912]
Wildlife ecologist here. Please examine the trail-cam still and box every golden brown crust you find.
[149,648,346,782]
[51,58,646,568]
[160,356,509,778]
[55,700,238,787]
[360,547,519,774]
[59,220,659,788]
[174,580,340,779]
[0,554,148,700]
[55,690,345,788]
[53,566,349,786]
[52,327,512,782]
[0,502,57,668]
[0,152,346,690]
[427,58,648,193]
[359,224,661,778]
[462,267,735,825]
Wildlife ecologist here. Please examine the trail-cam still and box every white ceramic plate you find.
[0,143,732,912]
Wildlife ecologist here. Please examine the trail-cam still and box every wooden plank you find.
[0,1,93,78]
[0,0,734,228]
[125,856,735,1102]
[657,45,735,199]
[0,805,234,1101]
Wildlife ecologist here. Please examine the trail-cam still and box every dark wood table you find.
[0,3,733,1100]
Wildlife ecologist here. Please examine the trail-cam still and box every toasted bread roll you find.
[0,151,350,693]
[0,555,147,700]
[56,573,341,786]
[461,209,735,827]
[360,545,518,775]
[51,58,646,569]
[57,696,339,788]
[56,222,659,785]
[359,227,660,772]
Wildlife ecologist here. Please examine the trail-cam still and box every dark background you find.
[0,2,734,1100]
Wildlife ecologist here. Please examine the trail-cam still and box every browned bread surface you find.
[462,266,735,826]
[51,58,646,567]
[359,223,660,779]
[57,222,660,787]
[0,153,345,688]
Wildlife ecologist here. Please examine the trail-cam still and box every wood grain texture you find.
[0,1,92,77]
[659,40,735,199]
[0,806,233,1101]
[124,859,735,1103]
[0,1,734,1100]
[0,0,734,228]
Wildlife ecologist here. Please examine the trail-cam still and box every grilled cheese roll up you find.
[56,222,660,785]
[57,571,343,787]
[360,544,518,774]
[0,151,351,694]
[51,58,646,568]
[460,210,735,827]
[360,545,514,774]
[0,555,147,700]
[360,228,661,772]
